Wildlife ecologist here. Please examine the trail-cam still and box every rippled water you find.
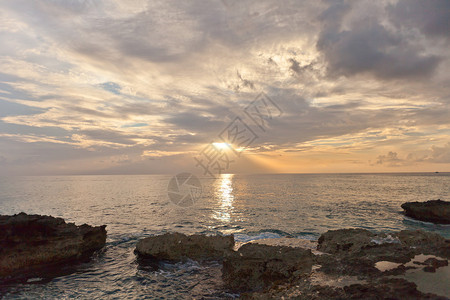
[0,173,449,299]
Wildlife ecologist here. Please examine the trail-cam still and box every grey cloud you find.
[1,0,450,175]
[288,58,315,76]
[389,0,450,39]
[77,129,139,145]
[239,88,400,149]
[164,112,225,133]
[428,142,450,163]
[317,2,442,79]
[376,151,404,167]
[375,142,450,167]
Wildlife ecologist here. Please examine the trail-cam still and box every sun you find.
[213,142,232,150]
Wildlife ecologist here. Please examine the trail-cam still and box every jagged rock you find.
[318,228,448,258]
[401,199,450,224]
[135,232,234,261]
[420,257,449,273]
[244,277,446,300]
[342,278,448,300]
[315,228,450,279]
[222,243,313,292]
[317,228,376,254]
[397,229,447,250]
[0,212,106,281]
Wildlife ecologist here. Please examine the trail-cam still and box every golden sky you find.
[0,0,449,175]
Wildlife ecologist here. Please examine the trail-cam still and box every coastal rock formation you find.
[244,228,449,299]
[222,243,313,292]
[134,230,449,298]
[135,232,234,260]
[401,199,450,224]
[244,278,448,300]
[316,228,449,277]
[0,212,106,281]
[317,228,377,254]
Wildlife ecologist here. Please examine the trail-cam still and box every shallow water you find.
[0,173,449,298]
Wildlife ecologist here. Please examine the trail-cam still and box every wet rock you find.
[317,228,377,254]
[397,230,449,259]
[245,277,446,300]
[239,228,449,298]
[318,228,448,259]
[0,212,106,281]
[401,199,450,224]
[382,264,417,276]
[421,257,449,273]
[342,278,448,300]
[135,232,234,261]
[313,228,450,284]
[397,229,446,248]
[222,243,313,292]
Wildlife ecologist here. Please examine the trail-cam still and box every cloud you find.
[317,2,442,79]
[428,142,450,163]
[376,151,405,167]
[389,0,450,39]
[0,0,449,174]
[375,141,450,167]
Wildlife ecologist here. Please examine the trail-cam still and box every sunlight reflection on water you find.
[213,174,234,223]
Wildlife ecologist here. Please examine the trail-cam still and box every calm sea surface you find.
[0,173,449,299]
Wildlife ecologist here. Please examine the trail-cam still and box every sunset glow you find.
[0,1,449,175]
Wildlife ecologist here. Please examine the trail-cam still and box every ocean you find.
[0,173,449,299]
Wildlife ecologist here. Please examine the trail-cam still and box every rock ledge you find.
[0,212,106,281]
[401,199,450,224]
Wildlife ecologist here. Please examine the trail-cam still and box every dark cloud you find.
[0,0,449,174]
[389,0,450,39]
[288,58,315,76]
[164,112,225,133]
[317,1,442,79]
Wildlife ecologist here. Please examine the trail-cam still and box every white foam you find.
[370,234,400,245]
[26,277,43,283]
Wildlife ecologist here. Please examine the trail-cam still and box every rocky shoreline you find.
[0,213,106,283]
[401,199,450,224]
[134,229,449,299]
[1,203,449,299]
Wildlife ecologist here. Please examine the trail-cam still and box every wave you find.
[402,216,450,227]
[234,229,320,243]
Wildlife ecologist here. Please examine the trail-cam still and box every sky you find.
[0,0,449,176]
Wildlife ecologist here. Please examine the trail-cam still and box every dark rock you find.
[245,277,446,299]
[135,232,234,261]
[0,212,106,281]
[343,278,448,300]
[401,199,450,224]
[397,229,449,259]
[424,257,448,268]
[397,229,446,248]
[318,228,448,260]
[422,257,449,273]
[423,266,436,273]
[238,228,449,298]
[382,264,417,276]
[317,228,377,254]
[314,228,450,286]
[222,243,313,292]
